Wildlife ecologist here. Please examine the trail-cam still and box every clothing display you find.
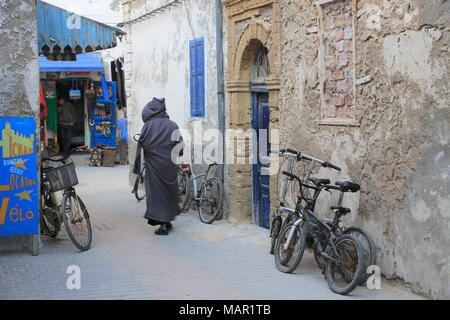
[111,58,127,110]
[46,98,58,133]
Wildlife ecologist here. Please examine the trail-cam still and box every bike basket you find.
[43,162,79,192]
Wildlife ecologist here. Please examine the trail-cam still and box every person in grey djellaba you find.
[133,98,184,235]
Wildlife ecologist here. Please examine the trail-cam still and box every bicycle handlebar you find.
[322,161,341,171]
[273,148,341,171]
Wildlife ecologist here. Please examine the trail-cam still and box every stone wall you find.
[279,0,448,299]
[0,0,40,251]
[223,0,281,224]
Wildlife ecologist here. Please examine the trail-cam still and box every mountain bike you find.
[40,146,92,251]
[269,148,341,255]
[311,181,376,285]
[274,171,365,295]
[179,163,223,224]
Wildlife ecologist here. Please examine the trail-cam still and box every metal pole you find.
[215,0,225,180]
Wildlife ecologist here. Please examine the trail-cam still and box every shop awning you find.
[39,53,104,72]
[37,0,125,55]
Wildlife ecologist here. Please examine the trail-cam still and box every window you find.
[189,38,205,118]
[317,0,358,126]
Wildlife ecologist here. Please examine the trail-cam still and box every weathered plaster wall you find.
[0,0,40,251]
[123,0,220,187]
[279,0,448,299]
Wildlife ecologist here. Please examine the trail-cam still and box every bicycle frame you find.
[285,204,341,264]
[186,163,217,201]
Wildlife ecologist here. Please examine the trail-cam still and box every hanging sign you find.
[0,117,39,236]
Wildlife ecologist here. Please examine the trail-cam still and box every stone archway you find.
[224,1,280,223]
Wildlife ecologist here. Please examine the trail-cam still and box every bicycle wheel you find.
[40,192,60,238]
[269,215,282,255]
[274,223,306,273]
[61,191,92,251]
[324,234,364,295]
[178,171,191,211]
[343,226,376,285]
[198,177,223,224]
[134,167,146,201]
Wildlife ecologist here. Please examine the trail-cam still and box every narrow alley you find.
[0,164,423,300]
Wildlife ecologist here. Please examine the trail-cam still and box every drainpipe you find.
[216,0,225,181]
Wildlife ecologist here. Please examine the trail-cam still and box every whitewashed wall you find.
[123,0,220,179]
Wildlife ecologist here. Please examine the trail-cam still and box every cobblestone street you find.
[0,165,424,300]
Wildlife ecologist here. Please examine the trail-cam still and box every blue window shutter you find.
[189,40,197,117]
[189,38,205,118]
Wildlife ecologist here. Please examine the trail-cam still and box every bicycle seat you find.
[330,206,351,215]
[335,181,360,193]
[309,178,331,186]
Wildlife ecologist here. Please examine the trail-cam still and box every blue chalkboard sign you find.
[0,117,39,236]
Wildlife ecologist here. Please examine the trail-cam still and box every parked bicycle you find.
[40,146,92,251]
[179,162,223,224]
[131,134,146,200]
[270,149,376,283]
[269,148,341,255]
[132,133,191,202]
[269,149,303,254]
[311,181,376,285]
[275,170,365,295]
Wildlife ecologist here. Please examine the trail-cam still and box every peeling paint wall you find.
[122,0,220,185]
[279,0,448,299]
[0,0,40,251]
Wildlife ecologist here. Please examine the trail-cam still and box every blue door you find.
[252,91,270,229]
[91,81,117,147]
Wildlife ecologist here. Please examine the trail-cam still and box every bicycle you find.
[269,149,303,254]
[40,146,92,251]
[179,162,223,224]
[274,170,365,295]
[132,133,191,203]
[269,148,341,255]
[131,134,146,201]
[311,181,376,285]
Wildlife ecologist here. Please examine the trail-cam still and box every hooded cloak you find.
[133,98,183,225]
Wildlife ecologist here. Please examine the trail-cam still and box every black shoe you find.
[155,224,169,236]
[166,222,173,231]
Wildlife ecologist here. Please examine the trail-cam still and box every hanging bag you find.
[69,76,81,100]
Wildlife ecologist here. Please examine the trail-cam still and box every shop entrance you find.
[55,80,87,149]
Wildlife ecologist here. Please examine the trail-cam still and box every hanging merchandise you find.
[69,77,81,100]
[96,121,112,137]
[86,80,97,129]
[111,58,127,110]
[101,73,112,117]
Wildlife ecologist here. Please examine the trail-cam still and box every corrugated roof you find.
[37,0,125,54]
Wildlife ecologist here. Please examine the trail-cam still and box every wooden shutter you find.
[189,38,205,118]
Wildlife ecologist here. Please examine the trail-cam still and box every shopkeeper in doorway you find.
[57,97,74,154]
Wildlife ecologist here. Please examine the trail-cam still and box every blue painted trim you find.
[189,38,206,118]
[250,87,269,93]
[39,53,104,72]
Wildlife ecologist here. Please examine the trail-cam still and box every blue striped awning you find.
[39,53,104,72]
[37,0,125,55]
